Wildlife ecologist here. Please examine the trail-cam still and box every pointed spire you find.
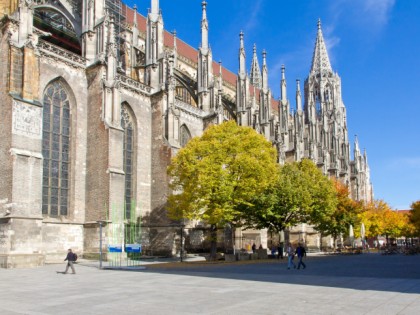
[218,60,223,91]
[354,135,360,155]
[262,49,268,91]
[133,5,138,27]
[239,31,246,77]
[250,44,262,89]
[151,0,159,15]
[173,29,177,49]
[296,79,302,111]
[281,65,287,102]
[201,1,209,50]
[310,19,333,76]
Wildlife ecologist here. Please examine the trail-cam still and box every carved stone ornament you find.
[12,99,42,139]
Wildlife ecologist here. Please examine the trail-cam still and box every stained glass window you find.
[121,104,136,220]
[42,81,70,216]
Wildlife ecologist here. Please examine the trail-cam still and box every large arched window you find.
[42,81,71,216]
[121,104,136,220]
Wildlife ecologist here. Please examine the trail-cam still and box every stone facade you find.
[0,0,373,267]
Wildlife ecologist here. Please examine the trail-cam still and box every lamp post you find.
[97,221,106,269]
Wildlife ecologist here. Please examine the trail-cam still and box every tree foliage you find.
[358,200,412,240]
[409,200,420,236]
[314,179,361,243]
[167,120,278,227]
[239,159,337,233]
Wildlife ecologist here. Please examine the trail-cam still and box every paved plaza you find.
[1,253,420,314]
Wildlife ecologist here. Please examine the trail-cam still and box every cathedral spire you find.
[281,65,287,102]
[201,1,209,50]
[310,19,333,76]
[197,1,212,111]
[296,79,302,112]
[150,0,160,21]
[354,135,360,157]
[262,49,268,91]
[238,31,246,78]
[250,44,262,89]
[146,0,164,88]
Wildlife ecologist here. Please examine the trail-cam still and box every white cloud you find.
[327,0,395,38]
[243,0,263,34]
[387,157,420,170]
[363,0,396,27]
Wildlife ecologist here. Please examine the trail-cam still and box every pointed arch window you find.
[180,125,192,147]
[42,81,71,216]
[121,104,136,220]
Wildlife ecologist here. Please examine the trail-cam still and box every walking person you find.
[277,243,283,259]
[63,248,77,274]
[286,243,296,269]
[252,243,256,254]
[296,243,306,269]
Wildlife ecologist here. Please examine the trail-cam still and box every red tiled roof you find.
[394,210,411,214]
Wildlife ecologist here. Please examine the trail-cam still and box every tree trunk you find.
[209,224,217,261]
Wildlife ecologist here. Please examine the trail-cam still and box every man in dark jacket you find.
[64,248,76,274]
[296,243,306,269]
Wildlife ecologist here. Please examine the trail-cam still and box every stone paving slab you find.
[0,253,419,314]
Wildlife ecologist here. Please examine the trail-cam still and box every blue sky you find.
[126,0,420,210]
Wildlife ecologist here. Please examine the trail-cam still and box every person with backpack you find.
[295,243,306,269]
[63,248,77,274]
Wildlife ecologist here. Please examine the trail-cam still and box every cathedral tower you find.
[304,19,350,180]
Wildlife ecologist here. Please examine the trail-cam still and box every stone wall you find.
[85,65,109,222]
[0,24,13,211]
[42,222,84,263]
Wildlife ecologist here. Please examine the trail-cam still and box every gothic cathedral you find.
[0,0,372,267]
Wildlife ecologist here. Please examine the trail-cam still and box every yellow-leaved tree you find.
[167,121,278,258]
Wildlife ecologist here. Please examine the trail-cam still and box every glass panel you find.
[42,204,48,214]
[51,188,58,198]
[50,204,58,216]
[52,141,59,151]
[52,150,59,160]
[51,177,59,188]
[60,205,68,216]
[63,108,69,119]
[60,90,67,101]
[43,159,49,169]
[62,126,70,136]
[47,86,54,97]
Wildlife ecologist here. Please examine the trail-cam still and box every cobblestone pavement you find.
[1,253,419,315]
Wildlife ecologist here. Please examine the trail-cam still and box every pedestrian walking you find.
[252,243,256,253]
[296,243,306,269]
[63,248,77,274]
[286,243,296,269]
[277,243,283,259]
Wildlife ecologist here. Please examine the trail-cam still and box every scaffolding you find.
[105,0,126,68]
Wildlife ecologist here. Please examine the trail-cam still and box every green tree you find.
[314,179,361,249]
[239,159,337,237]
[167,120,278,258]
[409,200,420,236]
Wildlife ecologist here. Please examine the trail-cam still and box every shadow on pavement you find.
[133,253,420,294]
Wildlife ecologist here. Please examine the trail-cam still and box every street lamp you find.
[97,220,106,269]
